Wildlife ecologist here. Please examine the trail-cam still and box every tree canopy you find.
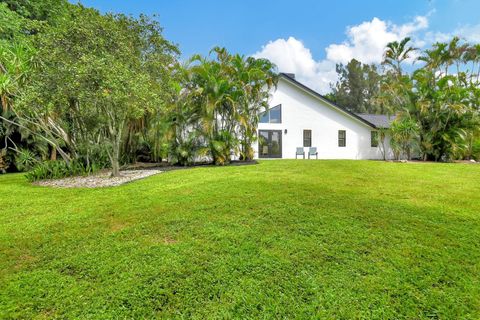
[13,5,179,176]
[326,59,382,114]
[1,0,480,178]
[0,0,278,177]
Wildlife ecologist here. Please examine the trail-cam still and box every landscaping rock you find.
[34,169,162,188]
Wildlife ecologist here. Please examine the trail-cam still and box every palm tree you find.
[168,47,277,165]
[462,43,480,85]
[390,117,419,160]
[382,37,416,76]
[234,56,277,160]
[418,43,447,80]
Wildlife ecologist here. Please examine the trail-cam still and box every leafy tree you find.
[0,3,39,171]
[0,41,33,112]
[328,59,381,113]
[15,5,179,176]
[0,0,68,23]
[378,37,480,161]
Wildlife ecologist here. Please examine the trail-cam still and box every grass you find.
[0,160,479,319]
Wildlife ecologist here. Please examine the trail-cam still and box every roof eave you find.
[279,73,377,129]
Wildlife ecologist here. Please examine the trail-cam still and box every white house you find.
[254,73,394,160]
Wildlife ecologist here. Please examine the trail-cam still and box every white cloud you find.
[456,24,480,42]
[252,37,337,93]
[253,15,430,93]
[426,24,480,44]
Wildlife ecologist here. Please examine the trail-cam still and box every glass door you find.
[258,130,282,158]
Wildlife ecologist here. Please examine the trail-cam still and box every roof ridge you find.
[278,73,377,128]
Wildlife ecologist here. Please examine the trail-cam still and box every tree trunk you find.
[111,137,121,177]
[111,158,120,177]
[50,147,57,161]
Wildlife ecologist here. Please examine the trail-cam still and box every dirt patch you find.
[143,234,178,245]
[162,236,178,245]
[34,169,162,188]
[13,254,38,270]
[109,220,130,232]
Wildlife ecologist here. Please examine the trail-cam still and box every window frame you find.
[303,129,312,147]
[371,131,379,147]
[259,104,282,124]
[338,130,346,147]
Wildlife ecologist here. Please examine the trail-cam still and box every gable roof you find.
[355,114,395,128]
[279,73,377,129]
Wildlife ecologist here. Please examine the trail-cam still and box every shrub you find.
[14,148,38,172]
[25,160,100,182]
[472,139,480,161]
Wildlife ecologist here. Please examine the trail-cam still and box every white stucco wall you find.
[254,77,393,160]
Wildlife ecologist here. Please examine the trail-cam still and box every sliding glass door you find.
[258,130,282,158]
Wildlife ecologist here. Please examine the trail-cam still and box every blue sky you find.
[77,0,480,92]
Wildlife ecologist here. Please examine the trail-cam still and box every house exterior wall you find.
[254,77,393,160]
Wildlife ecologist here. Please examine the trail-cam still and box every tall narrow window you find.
[338,130,346,147]
[303,130,312,147]
[269,105,281,123]
[259,105,282,123]
[371,131,379,147]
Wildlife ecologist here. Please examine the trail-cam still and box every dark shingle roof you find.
[355,114,395,128]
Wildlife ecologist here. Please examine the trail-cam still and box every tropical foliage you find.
[330,36,480,162]
[0,1,277,177]
[167,48,277,165]
[326,59,382,113]
[378,37,480,161]
[2,0,480,180]
[25,159,99,182]
[13,5,179,176]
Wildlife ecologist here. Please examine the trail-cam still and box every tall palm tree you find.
[382,37,416,76]
[418,43,447,75]
[168,47,277,165]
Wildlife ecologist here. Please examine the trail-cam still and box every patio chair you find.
[308,147,318,159]
[295,147,305,159]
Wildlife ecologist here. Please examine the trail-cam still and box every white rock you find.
[34,169,162,188]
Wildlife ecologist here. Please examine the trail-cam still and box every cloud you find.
[253,15,430,93]
[252,37,337,93]
[426,24,480,44]
[326,16,428,64]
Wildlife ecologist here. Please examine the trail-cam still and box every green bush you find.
[14,148,38,172]
[472,139,480,161]
[25,160,99,182]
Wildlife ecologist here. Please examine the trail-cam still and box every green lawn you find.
[1,160,479,319]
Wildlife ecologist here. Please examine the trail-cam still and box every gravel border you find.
[34,169,163,188]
